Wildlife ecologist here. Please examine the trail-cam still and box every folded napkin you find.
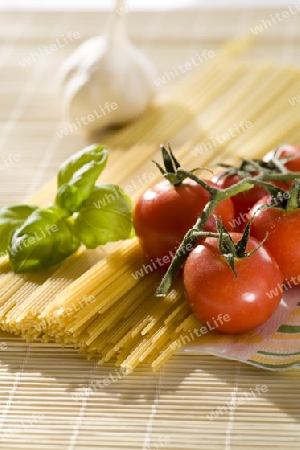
[184,287,300,370]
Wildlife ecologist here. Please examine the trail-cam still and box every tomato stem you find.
[286,180,300,211]
[248,178,285,199]
[190,231,220,239]
[156,197,220,296]
[176,169,215,193]
[216,152,300,183]
[259,172,300,181]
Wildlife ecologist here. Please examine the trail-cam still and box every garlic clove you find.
[60,10,156,136]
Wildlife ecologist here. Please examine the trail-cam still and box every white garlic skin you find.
[60,34,156,135]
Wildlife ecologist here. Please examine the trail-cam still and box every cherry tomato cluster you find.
[134,145,300,335]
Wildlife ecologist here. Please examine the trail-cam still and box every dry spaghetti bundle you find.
[0,238,200,372]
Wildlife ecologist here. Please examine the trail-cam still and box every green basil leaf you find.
[73,184,133,248]
[0,205,37,255]
[55,144,108,213]
[9,206,80,273]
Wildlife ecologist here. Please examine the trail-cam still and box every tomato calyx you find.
[188,216,267,278]
[215,159,259,181]
[216,148,300,184]
[252,180,300,212]
[215,216,267,277]
[263,144,300,172]
[152,144,200,187]
[215,154,300,212]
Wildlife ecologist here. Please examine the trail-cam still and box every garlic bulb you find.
[60,0,156,135]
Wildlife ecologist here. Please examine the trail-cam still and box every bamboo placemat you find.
[0,8,300,450]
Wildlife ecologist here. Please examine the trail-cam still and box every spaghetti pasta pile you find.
[0,239,199,372]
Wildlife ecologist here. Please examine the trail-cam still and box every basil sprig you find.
[0,145,133,273]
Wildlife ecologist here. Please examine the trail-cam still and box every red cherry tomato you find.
[248,195,300,281]
[134,178,234,261]
[183,233,283,334]
[212,171,268,232]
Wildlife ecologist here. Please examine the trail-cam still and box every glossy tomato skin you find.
[212,172,268,232]
[248,195,300,281]
[183,233,283,334]
[264,145,300,172]
[134,179,234,261]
